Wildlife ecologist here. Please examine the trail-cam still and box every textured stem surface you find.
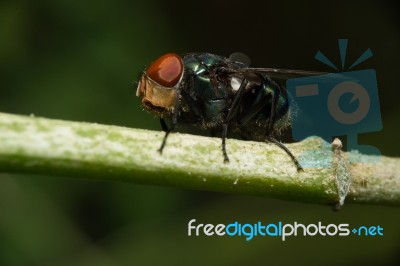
[0,112,399,207]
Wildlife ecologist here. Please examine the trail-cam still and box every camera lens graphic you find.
[327,81,370,125]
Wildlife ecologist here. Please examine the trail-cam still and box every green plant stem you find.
[0,112,399,207]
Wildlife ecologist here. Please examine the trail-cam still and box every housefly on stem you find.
[136,52,324,171]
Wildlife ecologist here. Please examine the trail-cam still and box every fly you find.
[136,52,324,171]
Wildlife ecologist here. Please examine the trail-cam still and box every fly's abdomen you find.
[238,80,290,134]
[266,82,290,133]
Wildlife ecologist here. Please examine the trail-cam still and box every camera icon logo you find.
[286,39,382,168]
[327,80,370,125]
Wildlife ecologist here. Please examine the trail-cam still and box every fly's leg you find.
[221,124,229,163]
[222,79,249,163]
[158,90,180,154]
[159,118,169,132]
[158,117,176,154]
[227,74,302,171]
[158,77,204,154]
[264,83,303,172]
[265,136,303,171]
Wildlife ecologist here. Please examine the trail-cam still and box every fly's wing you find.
[241,67,327,81]
[225,68,328,90]
[229,52,251,67]
[233,67,350,85]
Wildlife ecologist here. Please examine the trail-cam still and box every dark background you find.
[0,0,399,265]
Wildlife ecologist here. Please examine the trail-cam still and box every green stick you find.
[0,112,399,207]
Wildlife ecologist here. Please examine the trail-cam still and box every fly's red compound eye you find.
[146,53,183,87]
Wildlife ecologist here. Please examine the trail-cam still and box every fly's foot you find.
[223,155,230,164]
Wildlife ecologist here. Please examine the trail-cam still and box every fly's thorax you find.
[183,53,225,74]
[183,53,246,101]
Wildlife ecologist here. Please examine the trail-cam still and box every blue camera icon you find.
[287,70,382,139]
[286,40,382,168]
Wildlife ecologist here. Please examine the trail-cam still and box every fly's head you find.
[136,53,184,116]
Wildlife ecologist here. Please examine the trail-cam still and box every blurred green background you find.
[0,0,399,265]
